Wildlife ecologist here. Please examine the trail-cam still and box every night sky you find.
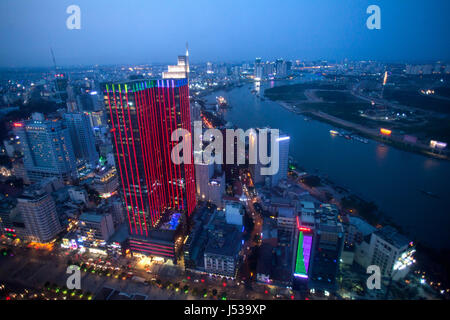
[1,0,449,67]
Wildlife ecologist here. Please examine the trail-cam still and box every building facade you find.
[13,114,76,183]
[17,186,62,243]
[63,112,99,168]
[103,78,196,243]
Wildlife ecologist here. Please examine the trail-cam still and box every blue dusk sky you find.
[0,0,449,67]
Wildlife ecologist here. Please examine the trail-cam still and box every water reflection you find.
[204,79,450,248]
[376,143,389,160]
[254,81,261,94]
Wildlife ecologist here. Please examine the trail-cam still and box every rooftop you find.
[205,226,242,257]
[79,213,104,223]
[349,216,376,236]
[374,226,411,248]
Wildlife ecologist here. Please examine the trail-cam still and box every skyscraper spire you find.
[185,41,190,79]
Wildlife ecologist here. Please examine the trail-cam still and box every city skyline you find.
[1,1,450,304]
[1,0,450,67]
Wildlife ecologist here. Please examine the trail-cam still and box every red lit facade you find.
[104,79,196,239]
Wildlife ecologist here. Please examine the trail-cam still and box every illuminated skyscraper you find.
[271,133,290,187]
[254,57,263,80]
[162,43,190,79]
[103,78,196,243]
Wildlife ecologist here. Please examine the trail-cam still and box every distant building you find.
[206,62,213,74]
[162,44,189,79]
[275,59,287,78]
[254,57,263,80]
[13,114,77,183]
[54,73,68,103]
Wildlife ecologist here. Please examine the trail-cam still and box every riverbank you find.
[273,100,449,161]
[203,82,450,295]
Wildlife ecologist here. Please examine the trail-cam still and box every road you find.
[0,239,282,300]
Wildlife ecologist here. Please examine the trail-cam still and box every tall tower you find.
[254,57,263,80]
[103,79,196,238]
[185,41,190,78]
[271,133,290,187]
[162,44,190,79]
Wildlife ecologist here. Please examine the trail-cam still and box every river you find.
[203,78,450,250]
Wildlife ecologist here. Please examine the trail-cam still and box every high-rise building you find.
[206,62,213,74]
[54,73,68,103]
[162,44,190,79]
[254,57,263,80]
[13,114,77,183]
[103,78,196,243]
[247,128,289,187]
[195,161,214,199]
[308,204,344,293]
[195,158,225,208]
[271,133,290,187]
[63,112,99,168]
[17,183,62,243]
[275,58,287,78]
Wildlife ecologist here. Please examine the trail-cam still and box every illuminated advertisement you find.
[294,219,313,279]
[430,140,447,149]
[380,128,392,136]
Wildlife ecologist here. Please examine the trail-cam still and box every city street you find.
[0,240,284,300]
